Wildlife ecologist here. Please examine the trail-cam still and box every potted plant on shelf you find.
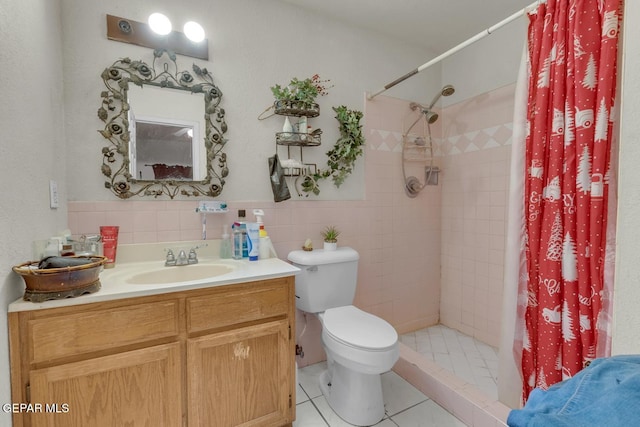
[321,225,340,251]
[270,74,332,115]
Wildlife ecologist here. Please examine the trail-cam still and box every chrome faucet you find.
[188,248,198,264]
[165,244,206,266]
[165,249,177,266]
[177,250,189,266]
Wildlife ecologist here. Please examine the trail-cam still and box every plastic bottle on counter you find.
[247,223,260,261]
[219,225,232,259]
[253,209,277,260]
[232,210,248,259]
[43,239,60,258]
[259,233,277,260]
[232,223,244,260]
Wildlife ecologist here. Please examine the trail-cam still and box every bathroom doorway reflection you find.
[130,117,199,181]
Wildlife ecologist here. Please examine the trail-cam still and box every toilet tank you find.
[287,247,359,313]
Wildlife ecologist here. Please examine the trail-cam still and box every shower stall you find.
[397,82,514,403]
[363,79,519,415]
[361,5,547,415]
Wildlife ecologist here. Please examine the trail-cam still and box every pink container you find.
[100,226,119,268]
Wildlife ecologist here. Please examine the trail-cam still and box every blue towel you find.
[508,355,640,427]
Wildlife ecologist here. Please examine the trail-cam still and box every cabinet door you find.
[29,343,182,427]
[188,319,292,427]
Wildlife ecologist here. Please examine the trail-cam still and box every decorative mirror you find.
[98,49,228,199]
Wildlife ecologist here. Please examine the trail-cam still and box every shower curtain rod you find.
[367,0,545,100]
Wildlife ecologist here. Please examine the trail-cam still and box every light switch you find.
[49,180,59,209]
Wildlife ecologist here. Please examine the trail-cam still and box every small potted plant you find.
[321,225,340,251]
[270,74,332,115]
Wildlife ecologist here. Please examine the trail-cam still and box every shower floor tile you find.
[400,324,499,399]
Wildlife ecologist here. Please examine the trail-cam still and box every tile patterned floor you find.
[399,325,499,400]
[295,362,466,426]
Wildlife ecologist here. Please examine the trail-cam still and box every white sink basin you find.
[126,263,236,285]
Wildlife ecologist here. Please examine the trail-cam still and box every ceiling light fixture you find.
[148,13,172,36]
[107,14,209,60]
[183,21,205,43]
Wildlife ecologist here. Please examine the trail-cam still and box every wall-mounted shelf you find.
[276,132,321,146]
[274,104,321,178]
[281,162,317,178]
[403,144,434,162]
[195,201,228,213]
[274,101,320,118]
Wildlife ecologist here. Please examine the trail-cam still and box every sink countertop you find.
[9,243,300,313]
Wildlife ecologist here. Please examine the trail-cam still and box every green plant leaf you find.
[300,105,365,196]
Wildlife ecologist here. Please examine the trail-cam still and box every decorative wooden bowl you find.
[13,256,108,302]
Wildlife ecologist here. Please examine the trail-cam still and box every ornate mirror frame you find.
[98,49,228,199]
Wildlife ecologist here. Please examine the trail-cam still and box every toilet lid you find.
[323,306,398,350]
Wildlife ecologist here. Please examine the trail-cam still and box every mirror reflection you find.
[98,49,228,199]
[131,118,197,180]
[127,84,205,182]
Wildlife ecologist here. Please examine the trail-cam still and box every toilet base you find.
[319,361,385,426]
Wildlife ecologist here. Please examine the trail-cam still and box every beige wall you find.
[0,0,68,423]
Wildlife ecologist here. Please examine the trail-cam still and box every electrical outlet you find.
[49,180,59,209]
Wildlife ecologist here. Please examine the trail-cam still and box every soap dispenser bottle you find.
[219,225,232,259]
[232,224,243,260]
[253,209,277,259]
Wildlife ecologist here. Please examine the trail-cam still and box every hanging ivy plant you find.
[300,106,365,195]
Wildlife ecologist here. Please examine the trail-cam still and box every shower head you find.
[427,84,456,110]
[408,84,455,125]
[409,102,439,124]
[441,84,456,96]
[424,110,438,124]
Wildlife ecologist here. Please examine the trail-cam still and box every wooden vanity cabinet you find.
[9,276,296,427]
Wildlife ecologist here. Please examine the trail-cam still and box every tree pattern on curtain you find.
[521,0,621,400]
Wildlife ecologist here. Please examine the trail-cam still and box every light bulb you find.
[183,21,205,42]
[148,13,172,36]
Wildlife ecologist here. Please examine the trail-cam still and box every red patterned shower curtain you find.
[520,0,621,400]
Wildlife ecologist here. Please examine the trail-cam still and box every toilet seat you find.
[322,305,397,351]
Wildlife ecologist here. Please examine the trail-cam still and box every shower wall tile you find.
[365,95,442,333]
[438,84,515,348]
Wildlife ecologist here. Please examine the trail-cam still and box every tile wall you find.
[437,84,515,347]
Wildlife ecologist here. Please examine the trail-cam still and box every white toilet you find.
[288,247,399,426]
